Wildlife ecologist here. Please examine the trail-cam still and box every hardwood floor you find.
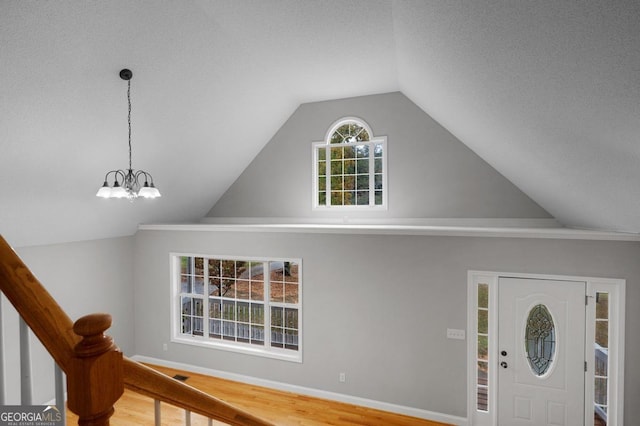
[66,363,451,425]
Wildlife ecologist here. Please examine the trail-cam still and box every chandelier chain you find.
[127,79,132,171]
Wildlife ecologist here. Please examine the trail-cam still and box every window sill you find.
[171,335,302,363]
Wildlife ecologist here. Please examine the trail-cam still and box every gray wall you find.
[1,237,135,404]
[207,92,551,220]
[133,229,640,420]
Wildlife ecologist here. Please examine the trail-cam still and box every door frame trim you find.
[467,271,626,426]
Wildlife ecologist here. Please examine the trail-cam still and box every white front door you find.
[498,277,586,426]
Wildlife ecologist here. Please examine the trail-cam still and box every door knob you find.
[501,350,507,356]
[500,361,508,368]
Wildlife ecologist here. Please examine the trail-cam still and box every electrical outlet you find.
[339,372,346,383]
[447,328,466,340]
[162,343,168,351]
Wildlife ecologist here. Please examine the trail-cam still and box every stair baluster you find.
[19,317,32,404]
[55,362,67,426]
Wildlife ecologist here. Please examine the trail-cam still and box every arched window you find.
[313,117,387,208]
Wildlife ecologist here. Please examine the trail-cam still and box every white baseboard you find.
[131,355,468,426]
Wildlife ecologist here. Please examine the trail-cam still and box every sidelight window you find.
[594,292,609,424]
[476,282,489,412]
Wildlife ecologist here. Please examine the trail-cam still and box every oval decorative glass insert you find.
[525,304,556,376]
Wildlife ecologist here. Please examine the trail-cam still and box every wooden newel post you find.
[67,313,124,426]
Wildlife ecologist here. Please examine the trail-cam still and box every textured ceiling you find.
[393,0,640,234]
[1,0,639,247]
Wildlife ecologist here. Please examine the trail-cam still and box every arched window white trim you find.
[312,117,387,209]
[323,116,375,144]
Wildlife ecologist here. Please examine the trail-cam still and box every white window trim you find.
[467,273,498,426]
[585,279,625,426]
[312,117,388,210]
[323,116,374,143]
[467,271,625,426]
[170,253,303,363]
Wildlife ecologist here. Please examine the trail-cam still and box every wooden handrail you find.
[123,358,273,426]
[0,236,79,372]
[0,235,273,426]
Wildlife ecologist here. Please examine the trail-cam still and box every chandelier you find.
[96,69,161,200]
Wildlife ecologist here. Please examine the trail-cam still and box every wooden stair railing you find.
[123,359,271,425]
[0,235,273,426]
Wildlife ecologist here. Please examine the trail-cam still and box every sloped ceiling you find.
[1,1,639,247]
[393,0,640,234]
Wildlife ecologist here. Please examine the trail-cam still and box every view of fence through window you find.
[477,283,489,412]
[178,256,300,353]
[594,292,609,425]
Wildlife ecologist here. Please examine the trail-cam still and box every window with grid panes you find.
[594,292,609,423]
[173,255,302,362]
[477,282,489,412]
[313,118,386,208]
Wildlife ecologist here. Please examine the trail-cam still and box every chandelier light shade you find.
[96,69,161,200]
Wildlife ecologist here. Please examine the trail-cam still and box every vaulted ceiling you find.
[2,0,639,247]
